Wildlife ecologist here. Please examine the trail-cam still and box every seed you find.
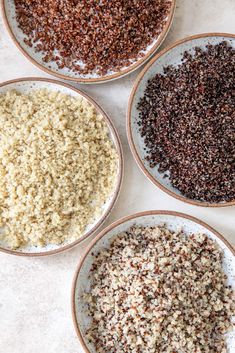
[14,0,172,76]
[85,225,235,352]
[137,41,235,203]
[0,89,118,249]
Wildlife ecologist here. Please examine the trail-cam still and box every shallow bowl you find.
[0,77,123,256]
[127,33,235,207]
[1,0,175,84]
[72,210,235,353]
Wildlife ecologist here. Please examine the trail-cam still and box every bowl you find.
[0,77,123,256]
[72,210,235,353]
[127,33,235,207]
[1,0,176,84]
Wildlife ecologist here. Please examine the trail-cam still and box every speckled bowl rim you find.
[71,210,235,352]
[0,77,124,257]
[1,0,176,84]
[127,33,235,208]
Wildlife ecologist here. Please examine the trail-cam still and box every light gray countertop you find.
[0,1,235,352]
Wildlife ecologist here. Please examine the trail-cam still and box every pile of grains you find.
[85,225,234,353]
[14,0,172,75]
[138,41,235,203]
[0,89,118,249]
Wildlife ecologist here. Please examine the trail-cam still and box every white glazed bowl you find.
[0,78,123,256]
[1,0,176,84]
[127,33,235,207]
[72,210,235,353]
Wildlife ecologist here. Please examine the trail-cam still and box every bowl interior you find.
[3,0,174,82]
[0,79,122,254]
[129,35,235,205]
[73,212,235,353]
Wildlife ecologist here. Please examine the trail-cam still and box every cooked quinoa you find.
[85,225,235,353]
[137,42,235,203]
[0,89,118,249]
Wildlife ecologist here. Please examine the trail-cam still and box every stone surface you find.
[0,1,234,352]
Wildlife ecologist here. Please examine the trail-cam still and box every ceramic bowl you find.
[0,78,123,256]
[72,210,235,353]
[1,0,175,84]
[127,33,235,207]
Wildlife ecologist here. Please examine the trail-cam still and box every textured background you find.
[0,1,235,352]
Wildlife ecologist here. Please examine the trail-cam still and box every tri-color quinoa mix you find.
[14,0,172,75]
[138,42,235,203]
[85,225,234,353]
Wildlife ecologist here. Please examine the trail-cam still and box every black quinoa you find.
[138,41,235,203]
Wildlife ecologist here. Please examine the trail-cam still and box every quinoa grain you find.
[0,89,118,249]
[138,41,235,203]
[85,225,234,353]
[14,0,172,76]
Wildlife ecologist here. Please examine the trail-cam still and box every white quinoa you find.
[85,225,235,353]
[0,89,118,249]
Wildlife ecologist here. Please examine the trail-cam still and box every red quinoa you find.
[14,0,172,76]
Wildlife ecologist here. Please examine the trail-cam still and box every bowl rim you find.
[1,0,176,84]
[127,32,235,208]
[71,209,235,353]
[0,77,124,257]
